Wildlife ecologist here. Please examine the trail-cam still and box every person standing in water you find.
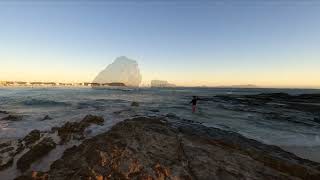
[190,96,200,113]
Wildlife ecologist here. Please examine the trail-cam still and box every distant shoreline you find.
[0,85,319,90]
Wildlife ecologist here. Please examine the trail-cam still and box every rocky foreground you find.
[9,116,320,180]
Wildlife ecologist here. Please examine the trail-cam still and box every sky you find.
[0,0,319,88]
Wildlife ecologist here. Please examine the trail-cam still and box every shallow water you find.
[1,87,320,163]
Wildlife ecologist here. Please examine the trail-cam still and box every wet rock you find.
[314,117,320,123]
[14,143,25,155]
[82,114,104,125]
[0,157,13,170]
[41,115,52,121]
[14,171,49,180]
[0,110,9,114]
[14,175,32,180]
[113,110,122,115]
[22,130,41,146]
[166,113,180,119]
[24,117,320,180]
[0,140,16,170]
[17,137,56,172]
[57,122,85,143]
[0,146,14,153]
[0,141,11,149]
[131,101,139,107]
[1,115,22,121]
[56,115,104,144]
[150,109,160,112]
[113,108,131,115]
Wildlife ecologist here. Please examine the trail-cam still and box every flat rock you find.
[20,117,320,180]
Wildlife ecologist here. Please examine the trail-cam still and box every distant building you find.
[84,82,94,86]
[151,80,176,88]
[59,83,73,86]
[73,83,83,86]
[5,81,15,86]
[15,81,28,85]
[43,82,56,86]
[30,82,43,86]
[90,83,100,86]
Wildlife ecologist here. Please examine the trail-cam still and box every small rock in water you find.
[16,137,56,172]
[1,115,22,121]
[150,109,160,112]
[41,115,52,121]
[0,142,11,149]
[314,117,320,123]
[0,110,9,114]
[131,101,139,107]
[166,113,180,119]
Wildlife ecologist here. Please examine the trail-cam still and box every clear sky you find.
[0,0,319,88]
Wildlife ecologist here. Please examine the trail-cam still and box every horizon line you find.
[0,80,319,90]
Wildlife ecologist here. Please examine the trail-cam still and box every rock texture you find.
[0,141,15,170]
[0,129,43,171]
[0,129,43,170]
[23,130,41,147]
[18,117,320,180]
[56,114,104,144]
[17,137,56,172]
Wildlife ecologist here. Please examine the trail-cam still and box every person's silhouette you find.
[190,96,200,113]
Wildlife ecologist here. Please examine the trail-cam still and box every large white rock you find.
[93,56,142,87]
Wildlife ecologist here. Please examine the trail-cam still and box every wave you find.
[22,99,70,107]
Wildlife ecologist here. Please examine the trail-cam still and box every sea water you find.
[1,87,320,162]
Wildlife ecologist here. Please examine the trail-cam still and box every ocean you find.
[1,87,320,163]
